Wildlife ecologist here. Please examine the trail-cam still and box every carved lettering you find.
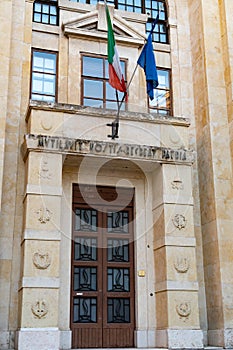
[39,159,52,180]
[30,135,192,163]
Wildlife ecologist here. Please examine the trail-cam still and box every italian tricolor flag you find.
[106,5,127,94]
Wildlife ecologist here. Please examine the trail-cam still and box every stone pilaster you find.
[17,151,63,350]
[189,0,233,346]
[153,164,203,348]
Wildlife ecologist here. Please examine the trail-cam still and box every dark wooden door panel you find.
[72,328,102,348]
[71,185,135,348]
[103,328,134,347]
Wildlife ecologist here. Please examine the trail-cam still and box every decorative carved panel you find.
[31,300,48,319]
[176,302,191,321]
[33,252,51,270]
[174,257,190,273]
[36,207,52,224]
[171,179,184,190]
[39,159,53,180]
[172,214,187,230]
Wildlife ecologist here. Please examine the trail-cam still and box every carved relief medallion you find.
[172,214,187,230]
[41,117,52,131]
[174,257,190,273]
[171,179,184,190]
[36,207,52,224]
[33,252,51,270]
[31,300,48,319]
[176,302,191,320]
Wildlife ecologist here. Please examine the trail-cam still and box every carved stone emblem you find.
[174,257,190,273]
[36,207,52,224]
[176,302,191,320]
[41,117,52,131]
[39,159,52,180]
[33,252,51,270]
[171,179,184,190]
[172,214,187,230]
[31,300,48,319]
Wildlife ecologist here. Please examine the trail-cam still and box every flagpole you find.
[106,1,161,139]
[123,8,161,94]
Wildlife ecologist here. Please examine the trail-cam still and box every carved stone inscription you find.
[24,134,194,164]
[39,159,53,180]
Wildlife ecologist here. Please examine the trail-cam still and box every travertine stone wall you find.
[0,0,33,348]
[222,0,233,174]
[153,163,203,348]
[0,0,12,210]
[0,1,14,347]
[3,0,233,348]
[17,151,63,350]
[189,0,233,346]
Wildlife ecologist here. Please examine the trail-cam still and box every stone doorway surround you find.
[16,102,203,350]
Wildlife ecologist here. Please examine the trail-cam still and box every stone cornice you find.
[62,2,146,45]
[25,101,190,127]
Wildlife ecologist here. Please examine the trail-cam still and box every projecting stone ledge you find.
[25,100,190,126]
[22,133,195,165]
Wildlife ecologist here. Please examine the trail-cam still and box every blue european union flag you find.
[137,17,159,100]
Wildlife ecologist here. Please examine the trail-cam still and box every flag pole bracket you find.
[107,121,119,139]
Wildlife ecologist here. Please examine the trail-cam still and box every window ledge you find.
[32,22,60,35]
[154,42,170,53]
[26,101,190,127]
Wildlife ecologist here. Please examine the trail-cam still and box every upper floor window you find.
[31,50,57,102]
[69,0,168,43]
[149,68,171,115]
[146,0,168,43]
[33,0,58,26]
[81,54,127,110]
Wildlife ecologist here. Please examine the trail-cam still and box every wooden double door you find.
[71,185,135,348]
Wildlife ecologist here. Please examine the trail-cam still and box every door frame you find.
[70,184,135,348]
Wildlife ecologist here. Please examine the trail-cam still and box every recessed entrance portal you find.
[71,184,135,348]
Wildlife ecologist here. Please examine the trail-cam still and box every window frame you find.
[81,53,127,110]
[149,68,172,116]
[33,0,59,26]
[30,48,58,103]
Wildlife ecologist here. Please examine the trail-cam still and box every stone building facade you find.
[1,0,233,349]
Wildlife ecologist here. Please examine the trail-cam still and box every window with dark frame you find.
[69,0,168,43]
[31,50,57,102]
[149,68,171,115]
[145,0,168,43]
[33,0,58,26]
[81,54,127,110]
